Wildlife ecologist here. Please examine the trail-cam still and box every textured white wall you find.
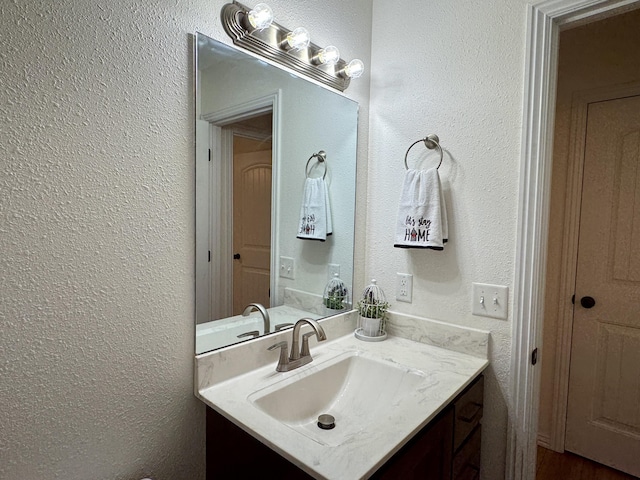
[368,1,531,478]
[0,1,371,479]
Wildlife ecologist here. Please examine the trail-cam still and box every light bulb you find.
[342,59,364,79]
[247,3,273,30]
[284,27,310,51]
[314,45,340,65]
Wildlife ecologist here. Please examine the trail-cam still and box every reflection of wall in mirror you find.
[200,53,357,313]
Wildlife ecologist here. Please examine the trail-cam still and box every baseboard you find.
[537,433,551,449]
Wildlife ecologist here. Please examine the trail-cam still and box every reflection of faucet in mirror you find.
[267,318,326,372]
[237,330,260,339]
[274,322,294,331]
[242,303,270,334]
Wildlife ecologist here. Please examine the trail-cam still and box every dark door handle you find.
[233,253,241,260]
[580,296,596,309]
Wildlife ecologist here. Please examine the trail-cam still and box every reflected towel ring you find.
[306,150,327,179]
[404,134,443,170]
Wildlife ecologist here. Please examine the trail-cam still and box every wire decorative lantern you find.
[355,279,389,341]
[323,273,348,311]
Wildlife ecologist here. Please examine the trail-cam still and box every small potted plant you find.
[323,273,348,311]
[356,279,389,339]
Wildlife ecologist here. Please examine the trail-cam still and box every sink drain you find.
[317,414,335,430]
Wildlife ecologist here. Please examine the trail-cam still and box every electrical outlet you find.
[279,256,295,279]
[472,283,508,319]
[396,273,413,303]
[328,263,340,279]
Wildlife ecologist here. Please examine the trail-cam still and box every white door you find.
[565,95,640,477]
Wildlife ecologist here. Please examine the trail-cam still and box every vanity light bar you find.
[220,1,364,91]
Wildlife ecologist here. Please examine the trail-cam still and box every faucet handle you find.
[268,341,289,371]
[268,340,288,351]
[237,330,260,339]
[300,332,316,357]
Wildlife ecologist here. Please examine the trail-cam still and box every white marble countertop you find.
[197,333,488,480]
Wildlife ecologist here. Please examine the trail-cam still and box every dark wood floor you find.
[537,446,639,480]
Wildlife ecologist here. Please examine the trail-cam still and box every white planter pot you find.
[360,316,383,337]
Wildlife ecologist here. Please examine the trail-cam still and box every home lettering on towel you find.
[403,216,431,243]
[300,214,317,235]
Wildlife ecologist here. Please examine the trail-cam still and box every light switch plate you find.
[279,256,295,279]
[472,283,508,319]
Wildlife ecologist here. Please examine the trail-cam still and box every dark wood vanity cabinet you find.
[206,374,484,480]
[206,407,314,480]
[452,375,484,480]
[372,374,484,480]
[370,406,453,479]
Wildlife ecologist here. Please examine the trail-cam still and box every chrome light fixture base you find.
[221,1,351,91]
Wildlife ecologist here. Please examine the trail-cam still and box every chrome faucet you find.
[242,303,270,334]
[268,318,327,372]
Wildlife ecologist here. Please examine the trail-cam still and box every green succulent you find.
[323,295,346,310]
[323,281,347,310]
[356,300,390,319]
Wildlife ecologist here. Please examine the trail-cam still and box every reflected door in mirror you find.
[232,135,272,315]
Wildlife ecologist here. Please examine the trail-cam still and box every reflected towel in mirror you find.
[297,177,332,241]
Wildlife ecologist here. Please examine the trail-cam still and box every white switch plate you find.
[396,273,413,303]
[328,263,340,280]
[472,283,508,319]
[279,256,295,279]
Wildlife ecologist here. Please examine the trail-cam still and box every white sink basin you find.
[248,352,426,446]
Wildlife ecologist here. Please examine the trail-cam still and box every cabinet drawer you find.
[453,375,484,452]
[453,425,481,480]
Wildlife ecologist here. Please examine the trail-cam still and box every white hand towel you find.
[297,177,332,241]
[324,179,333,236]
[394,168,448,250]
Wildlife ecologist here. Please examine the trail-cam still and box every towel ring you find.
[404,134,443,170]
[306,150,327,179]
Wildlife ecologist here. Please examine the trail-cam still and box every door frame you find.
[509,1,640,478]
[202,91,282,316]
[547,83,640,452]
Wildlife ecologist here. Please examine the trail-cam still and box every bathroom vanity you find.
[196,312,488,480]
[205,373,483,479]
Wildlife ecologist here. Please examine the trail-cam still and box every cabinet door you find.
[372,407,453,480]
[206,406,314,480]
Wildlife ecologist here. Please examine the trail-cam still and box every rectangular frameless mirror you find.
[195,32,358,354]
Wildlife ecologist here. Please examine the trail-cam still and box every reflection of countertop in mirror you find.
[196,305,322,354]
[283,287,351,317]
[195,311,489,479]
[268,304,322,327]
